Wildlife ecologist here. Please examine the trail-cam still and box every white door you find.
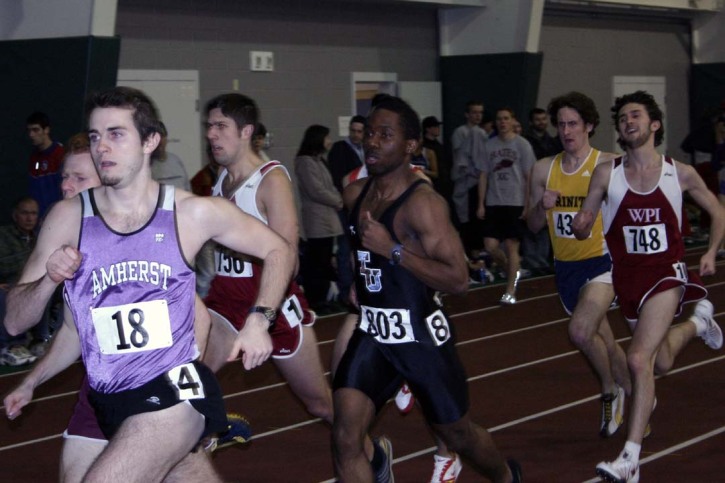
[612,76,667,155]
[117,70,202,177]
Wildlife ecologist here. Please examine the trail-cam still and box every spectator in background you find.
[421,116,451,198]
[0,197,40,365]
[252,123,271,163]
[27,111,64,218]
[327,115,366,308]
[151,122,190,190]
[681,108,725,234]
[524,107,563,160]
[477,107,536,305]
[521,107,562,276]
[295,125,344,314]
[451,101,487,255]
[329,115,366,193]
[191,144,221,197]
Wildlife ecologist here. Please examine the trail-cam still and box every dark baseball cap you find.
[422,116,442,129]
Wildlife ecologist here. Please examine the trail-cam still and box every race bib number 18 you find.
[91,300,173,355]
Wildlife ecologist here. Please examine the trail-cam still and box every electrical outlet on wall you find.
[250,51,274,72]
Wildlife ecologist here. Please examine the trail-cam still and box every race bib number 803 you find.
[359,305,415,344]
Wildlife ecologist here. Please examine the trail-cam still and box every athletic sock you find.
[690,314,707,336]
[622,441,641,464]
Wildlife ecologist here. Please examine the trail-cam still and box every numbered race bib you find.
[281,294,303,328]
[91,300,173,355]
[672,262,688,282]
[359,305,415,344]
[425,310,451,346]
[553,211,577,239]
[215,249,252,277]
[168,363,205,400]
[623,224,668,255]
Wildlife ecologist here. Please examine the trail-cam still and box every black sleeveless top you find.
[349,178,443,345]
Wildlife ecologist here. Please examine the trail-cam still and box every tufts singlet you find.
[64,185,198,393]
[349,179,444,346]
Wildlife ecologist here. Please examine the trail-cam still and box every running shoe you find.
[500,293,517,305]
[596,451,639,483]
[693,300,723,350]
[373,436,394,483]
[394,384,415,414]
[210,413,253,452]
[0,345,37,366]
[430,454,461,483]
[600,386,625,437]
[507,459,523,483]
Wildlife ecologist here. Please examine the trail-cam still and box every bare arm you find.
[193,294,210,360]
[527,157,557,233]
[260,169,300,250]
[677,161,725,275]
[4,304,81,420]
[572,162,611,240]
[179,195,295,369]
[4,200,80,336]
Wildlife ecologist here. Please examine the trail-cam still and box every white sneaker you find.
[693,300,722,350]
[0,345,37,366]
[596,452,640,483]
[500,293,516,305]
[430,454,462,483]
[394,384,415,414]
[600,386,625,437]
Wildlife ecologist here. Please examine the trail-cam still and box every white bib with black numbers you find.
[359,305,415,344]
[91,299,173,355]
[623,223,668,255]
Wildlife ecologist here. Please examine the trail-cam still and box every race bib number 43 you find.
[359,306,415,344]
[91,300,173,355]
[553,211,577,239]
[623,224,668,255]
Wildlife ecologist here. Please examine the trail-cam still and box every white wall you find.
[0,0,116,40]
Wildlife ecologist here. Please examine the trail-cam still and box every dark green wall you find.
[440,52,543,140]
[0,36,120,223]
[690,62,725,125]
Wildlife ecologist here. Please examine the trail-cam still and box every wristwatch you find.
[248,305,277,329]
[390,243,403,265]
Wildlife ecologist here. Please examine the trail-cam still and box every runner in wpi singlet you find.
[332,95,522,483]
[573,90,724,483]
[527,92,631,440]
[3,87,295,482]
[201,93,332,426]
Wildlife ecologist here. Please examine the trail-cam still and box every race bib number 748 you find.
[623,223,668,255]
